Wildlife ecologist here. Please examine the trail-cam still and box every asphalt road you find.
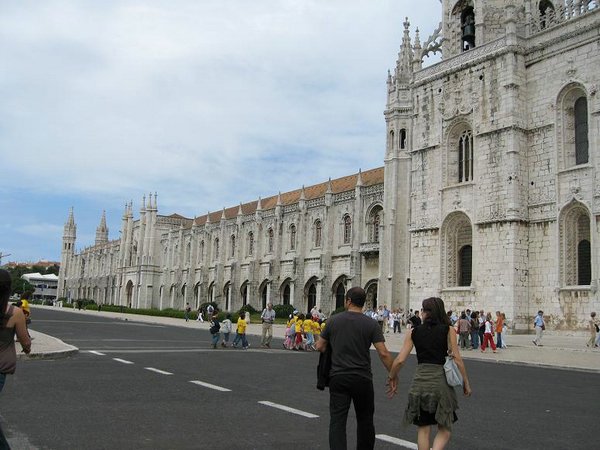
[1,309,598,449]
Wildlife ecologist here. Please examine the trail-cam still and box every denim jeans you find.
[211,332,220,347]
[470,330,479,349]
[496,332,503,348]
[233,333,248,347]
[329,374,375,450]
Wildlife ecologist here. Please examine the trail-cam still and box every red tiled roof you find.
[191,166,383,226]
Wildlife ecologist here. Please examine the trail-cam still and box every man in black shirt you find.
[316,287,394,450]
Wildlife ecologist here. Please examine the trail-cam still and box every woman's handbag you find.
[444,328,463,387]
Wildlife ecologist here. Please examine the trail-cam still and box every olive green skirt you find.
[403,363,458,430]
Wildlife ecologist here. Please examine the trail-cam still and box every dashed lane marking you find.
[145,367,173,375]
[258,401,319,419]
[189,380,231,392]
[88,351,106,356]
[112,358,134,364]
[375,434,418,449]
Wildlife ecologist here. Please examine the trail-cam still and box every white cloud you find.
[0,0,442,258]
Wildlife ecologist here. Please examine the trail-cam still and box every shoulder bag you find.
[444,327,463,387]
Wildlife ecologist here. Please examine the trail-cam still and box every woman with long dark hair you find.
[0,269,31,447]
[387,297,471,450]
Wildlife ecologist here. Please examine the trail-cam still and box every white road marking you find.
[88,351,106,356]
[258,401,319,419]
[375,434,418,449]
[145,367,173,375]
[189,380,231,392]
[112,358,134,364]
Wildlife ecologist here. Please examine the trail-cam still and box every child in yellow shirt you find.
[303,316,314,350]
[232,315,249,349]
[294,314,304,350]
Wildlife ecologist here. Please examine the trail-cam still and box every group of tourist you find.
[282,309,326,351]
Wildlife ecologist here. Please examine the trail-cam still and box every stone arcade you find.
[58,1,600,331]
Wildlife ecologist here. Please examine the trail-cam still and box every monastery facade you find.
[58,1,600,331]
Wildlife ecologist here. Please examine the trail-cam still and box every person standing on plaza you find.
[478,310,486,347]
[260,303,276,348]
[408,310,422,329]
[457,312,471,349]
[184,303,191,322]
[587,312,597,348]
[495,310,504,349]
[387,297,471,450]
[0,270,32,448]
[316,287,394,450]
[532,310,545,347]
[480,313,497,353]
[470,311,480,349]
[206,303,215,319]
[196,305,204,322]
[382,305,390,333]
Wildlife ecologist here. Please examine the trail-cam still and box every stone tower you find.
[379,18,414,310]
[95,210,109,245]
[57,208,76,299]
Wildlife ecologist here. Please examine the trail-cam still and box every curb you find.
[20,347,79,360]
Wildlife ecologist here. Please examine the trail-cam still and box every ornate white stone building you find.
[59,1,600,331]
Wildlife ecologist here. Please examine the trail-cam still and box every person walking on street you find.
[206,303,215,320]
[387,297,471,450]
[232,314,249,349]
[221,314,232,347]
[260,303,276,348]
[533,310,545,346]
[209,314,221,349]
[316,287,395,450]
[587,312,597,348]
[0,270,32,448]
[196,306,204,322]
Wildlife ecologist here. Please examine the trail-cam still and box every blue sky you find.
[0,0,441,263]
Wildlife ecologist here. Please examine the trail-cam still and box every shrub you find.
[331,306,346,316]
[273,304,295,319]
[238,303,258,315]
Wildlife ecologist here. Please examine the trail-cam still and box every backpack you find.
[210,320,220,334]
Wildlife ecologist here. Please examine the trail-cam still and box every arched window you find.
[290,224,296,250]
[539,0,555,29]
[343,215,352,244]
[458,245,472,286]
[261,283,268,310]
[578,240,591,286]
[557,85,588,170]
[441,212,473,288]
[314,220,322,248]
[461,5,475,51]
[207,282,215,303]
[560,203,591,286]
[230,235,236,258]
[307,283,317,312]
[335,282,346,309]
[267,228,274,253]
[214,238,219,259]
[198,241,204,264]
[369,206,383,243]
[458,130,473,182]
[575,97,589,165]
[240,281,248,306]
[399,129,407,150]
[223,282,231,310]
[247,231,254,256]
[388,130,395,152]
[194,282,201,308]
[282,284,291,305]
[186,242,191,266]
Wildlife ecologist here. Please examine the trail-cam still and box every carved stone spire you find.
[396,17,414,82]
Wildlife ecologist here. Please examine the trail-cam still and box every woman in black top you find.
[387,297,471,450]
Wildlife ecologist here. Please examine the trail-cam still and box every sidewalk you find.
[27,306,600,373]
